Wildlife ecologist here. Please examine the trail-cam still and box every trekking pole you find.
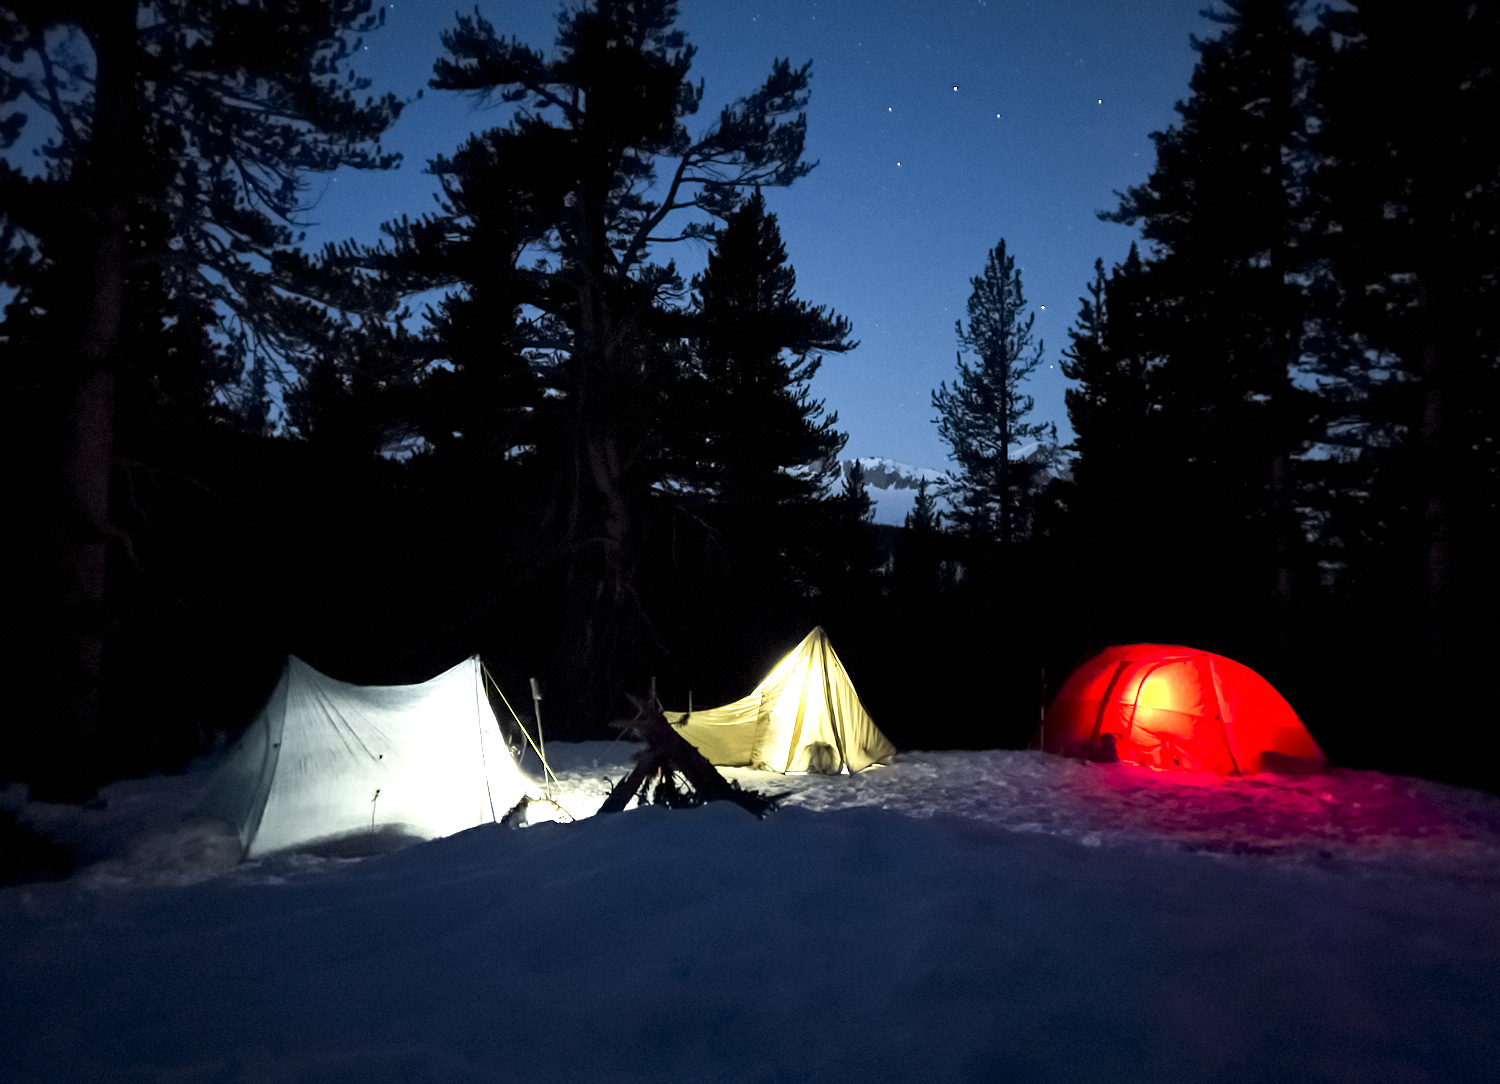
[529,677,545,770]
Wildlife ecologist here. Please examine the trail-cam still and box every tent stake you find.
[1038,666,1047,751]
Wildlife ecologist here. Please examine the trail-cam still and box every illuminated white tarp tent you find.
[667,628,895,773]
[199,656,529,859]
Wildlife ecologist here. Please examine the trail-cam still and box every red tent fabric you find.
[1041,644,1325,775]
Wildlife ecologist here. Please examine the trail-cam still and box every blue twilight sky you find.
[298,0,1213,468]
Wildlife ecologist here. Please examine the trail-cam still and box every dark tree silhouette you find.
[1306,0,1500,675]
[1058,246,1163,642]
[932,239,1057,543]
[0,0,402,796]
[905,478,942,534]
[1101,0,1316,651]
[678,190,851,517]
[1061,250,1156,492]
[401,0,819,731]
[1293,0,1500,783]
[648,190,854,692]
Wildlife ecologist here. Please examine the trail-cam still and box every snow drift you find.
[3,745,1499,1083]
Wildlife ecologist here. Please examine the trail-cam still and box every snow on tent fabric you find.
[1041,644,1326,776]
[198,656,529,858]
[666,628,895,773]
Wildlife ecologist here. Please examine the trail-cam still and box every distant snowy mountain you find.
[840,457,948,527]
[841,446,1064,527]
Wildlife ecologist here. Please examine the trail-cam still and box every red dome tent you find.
[1041,644,1325,775]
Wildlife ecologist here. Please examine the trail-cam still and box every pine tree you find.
[392,1,818,730]
[932,239,1057,543]
[1307,0,1500,676]
[1061,247,1155,489]
[1102,0,1316,647]
[904,479,942,534]
[1058,247,1164,638]
[1300,0,1500,783]
[644,191,852,695]
[680,191,851,515]
[839,461,875,527]
[0,0,402,796]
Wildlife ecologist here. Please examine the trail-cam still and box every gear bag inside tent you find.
[198,656,530,859]
[667,627,895,774]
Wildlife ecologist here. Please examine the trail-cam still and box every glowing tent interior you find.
[198,656,530,858]
[1041,644,1326,775]
[666,628,895,773]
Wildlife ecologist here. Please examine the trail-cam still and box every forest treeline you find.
[2,0,1496,797]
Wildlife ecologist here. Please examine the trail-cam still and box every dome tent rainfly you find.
[198,656,530,859]
[667,627,895,773]
[1041,644,1326,776]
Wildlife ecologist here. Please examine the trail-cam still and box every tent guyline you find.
[482,664,559,789]
[482,663,576,824]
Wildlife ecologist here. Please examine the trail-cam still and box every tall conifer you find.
[1102,0,1315,648]
[1059,246,1163,638]
[932,239,1057,544]
[680,191,850,514]
[1301,0,1500,781]
[397,1,818,729]
[0,0,402,795]
[1307,0,1500,671]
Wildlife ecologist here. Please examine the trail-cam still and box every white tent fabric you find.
[199,656,529,859]
[667,628,895,773]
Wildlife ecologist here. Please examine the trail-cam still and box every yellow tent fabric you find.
[666,628,895,773]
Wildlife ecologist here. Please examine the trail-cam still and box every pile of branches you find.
[600,695,778,818]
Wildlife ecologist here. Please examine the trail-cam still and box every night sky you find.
[300,0,1212,467]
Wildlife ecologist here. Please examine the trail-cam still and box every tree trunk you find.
[36,5,135,798]
[552,237,646,734]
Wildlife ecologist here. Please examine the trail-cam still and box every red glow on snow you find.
[1035,645,1485,855]
[1048,757,1481,857]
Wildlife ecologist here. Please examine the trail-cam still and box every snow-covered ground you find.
[5,744,1500,1082]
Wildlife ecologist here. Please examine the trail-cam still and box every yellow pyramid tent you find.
[666,628,895,773]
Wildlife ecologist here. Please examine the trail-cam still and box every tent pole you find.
[819,633,852,774]
[1087,658,1132,756]
[1202,655,1242,776]
[530,677,545,773]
